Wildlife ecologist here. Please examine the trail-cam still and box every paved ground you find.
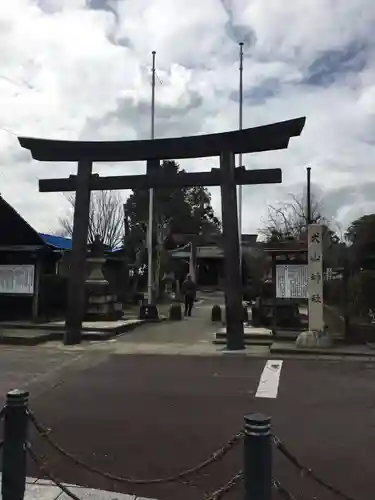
[113,298,217,344]
[0,346,95,408]
[16,354,373,500]
[35,294,224,357]
[0,294,374,500]
[1,478,150,500]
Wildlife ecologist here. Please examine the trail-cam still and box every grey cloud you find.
[36,0,61,13]
[86,0,119,24]
[303,41,368,87]
[323,182,375,221]
[220,0,256,46]
[3,0,375,236]
[230,78,281,104]
[81,89,204,142]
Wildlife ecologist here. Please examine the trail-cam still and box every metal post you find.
[1,390,29,500]
[31,260,40,321]
[244,414,272,500]
[306,166,311,225]
[272,253,277,334]
[343,255,350,342]
[122,204,130,303]
[123,203,129,238]
[188,242,194,280]
[147,50,156,305]
[65,159,92,345]
[238,42,244,282]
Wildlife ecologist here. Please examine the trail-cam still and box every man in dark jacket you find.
[182,274,196,317]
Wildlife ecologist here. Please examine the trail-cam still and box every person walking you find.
[182,274,196,317]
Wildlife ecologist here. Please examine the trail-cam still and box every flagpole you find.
[306,166,311,226]
[238,42,244,275]
[189,241,194,279]
[147,50,156,304]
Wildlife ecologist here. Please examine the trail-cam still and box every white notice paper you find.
[0,265,35,295]
[276,265,308,299]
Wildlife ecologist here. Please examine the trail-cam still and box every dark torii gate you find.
[18,116,305,349]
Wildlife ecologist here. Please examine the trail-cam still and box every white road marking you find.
[255,360,283,399]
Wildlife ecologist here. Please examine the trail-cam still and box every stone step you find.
[213,337,273,346]
[214,327,301,343]
[216,326,273,337]
[270,341,375,357]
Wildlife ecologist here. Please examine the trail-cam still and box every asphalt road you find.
[0,346,92,406]
[18,353,375,500]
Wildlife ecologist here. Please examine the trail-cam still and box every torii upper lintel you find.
[18,117,306,162]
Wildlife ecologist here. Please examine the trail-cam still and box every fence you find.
[0,389,357,500]
[324,265,375,344]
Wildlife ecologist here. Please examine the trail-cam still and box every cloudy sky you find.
[1,0,375,237]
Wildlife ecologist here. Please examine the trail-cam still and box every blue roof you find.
[39,233,72,250]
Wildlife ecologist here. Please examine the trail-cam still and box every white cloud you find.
[0,0,375,236]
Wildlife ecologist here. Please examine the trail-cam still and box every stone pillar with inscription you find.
[296,224,332,348]
[308,224,324,332]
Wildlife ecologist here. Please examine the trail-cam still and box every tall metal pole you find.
[238,42,244,281]
[147,50,156,304]
[306,166,311,226]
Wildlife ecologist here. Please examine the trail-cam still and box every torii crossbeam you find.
[18,116,306,349]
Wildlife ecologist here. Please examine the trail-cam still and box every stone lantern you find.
[85,235,123,321]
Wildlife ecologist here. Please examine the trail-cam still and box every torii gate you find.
[18,116,306,349]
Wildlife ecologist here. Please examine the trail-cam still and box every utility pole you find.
[122,203,130,302]
[147,50,156,305]
[123,203,129,238]
[306,166,311,225]
[238,42,244,282]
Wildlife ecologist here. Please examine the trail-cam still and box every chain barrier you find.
[24,408,360,500]
[273,479,298,500]
[28,410,243,486]
[272,435,358,500]
[27,439,242,500]
[26,443,82,500]
[204,470,243,500]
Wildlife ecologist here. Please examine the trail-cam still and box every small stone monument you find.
[85,235,123,321]
[296,224,332,348]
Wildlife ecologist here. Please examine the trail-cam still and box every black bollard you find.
[169,303,182,321]
[244,414,272,500]
[243,305,249,323]
[211,304,222,322]
[1,390,29,500]
[139,303,159,321]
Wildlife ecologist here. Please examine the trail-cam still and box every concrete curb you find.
[0,317,170,347]
[8,477,158,500]
[0,317,142,333]
[270,341,375,357]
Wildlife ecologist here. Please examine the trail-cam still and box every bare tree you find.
[259,190,326,242]
[58,191,124,248]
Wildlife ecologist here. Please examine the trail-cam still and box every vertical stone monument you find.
[296,224,332,347]
[85,235,123,321]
